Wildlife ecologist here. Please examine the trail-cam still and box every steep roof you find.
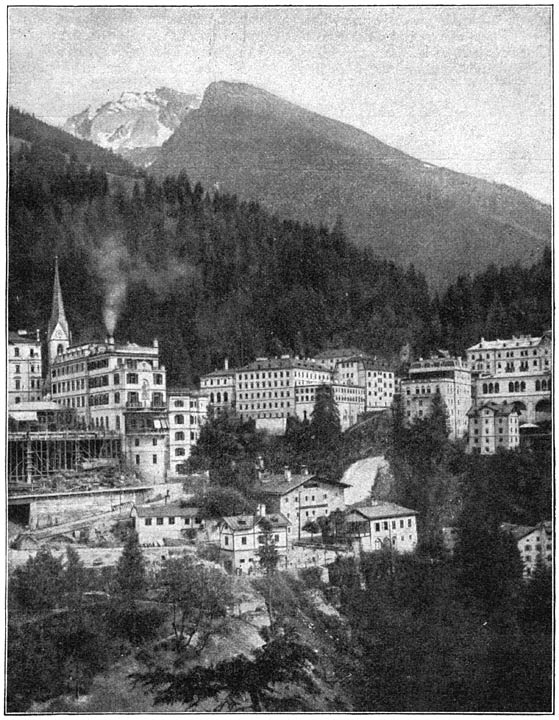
[47,256,71,343]
[501,521,552,542]
[220,513,290,531]
[348,502,417,521]
[467,402,519,417]
[258,473,349,496]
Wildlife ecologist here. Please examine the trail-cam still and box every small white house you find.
[218,511,290,574]
[345,502,418,553]
[132,503,204,545]
[501,521,552,578]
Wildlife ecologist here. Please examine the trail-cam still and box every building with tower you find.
[46,260,169,483]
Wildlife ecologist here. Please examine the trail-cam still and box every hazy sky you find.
[8,6,552,203]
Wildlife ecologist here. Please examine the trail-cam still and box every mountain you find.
[64,88,200,167]
[9,106,141,178]
[151,81,550,287]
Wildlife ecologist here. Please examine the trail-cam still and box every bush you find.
[196,543,221,563]
[299,566,324,589]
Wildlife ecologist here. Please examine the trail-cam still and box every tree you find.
[197,485,254,519]
[133,629,317,711]
[10,547,64,614]
[257,518,280,575]
[115,528,146,598]
[63,545,88,612]
[156,556,233,655]
[302,519,320,541]
[310,384,341,449]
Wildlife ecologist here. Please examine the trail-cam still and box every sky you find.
[8,6,552,203]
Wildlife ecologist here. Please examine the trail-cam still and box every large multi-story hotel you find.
[46,260,168,482]
[167,388,209,474]
[401,354,472,439]
[465,333,551,424]
[234,355,333,433]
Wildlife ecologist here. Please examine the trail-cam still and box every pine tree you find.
[257,518,280,575]
[115,528,146,598]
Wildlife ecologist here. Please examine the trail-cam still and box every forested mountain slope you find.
[8,113,551,385]
[151,82,550,287]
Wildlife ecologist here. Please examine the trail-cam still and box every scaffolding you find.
[8,430,122,490]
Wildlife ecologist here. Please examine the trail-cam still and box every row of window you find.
[12,346,38,358]
[210,392,229,403]
[223,533,281,546]
[173,399,201,409]
[239,401,291,411]
[12,378,41,390]
[144,516,201,525]
[172,414,201,425]
[11,364,39,374]
[173,430,197,442]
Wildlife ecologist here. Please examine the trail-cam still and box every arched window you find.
[514,382,520,393]
[482,383,488,394]
[520,381,526,392]
[175,431,185,441]
[57,344,64,355]
[488,383,494,394]
[224,391,228,403]
[536,380,541,391]
[175,414,184,424]
[217,392,221,403]
[210,393,215,403]
[509,382,514,393]
[495,383,499,393]
[174,400,184,408]
[175,448,186,456]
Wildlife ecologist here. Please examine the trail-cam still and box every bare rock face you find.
[64,88,200,166]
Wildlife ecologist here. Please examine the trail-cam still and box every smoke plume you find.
[95,235,129,337]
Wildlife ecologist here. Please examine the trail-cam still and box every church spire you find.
[47,256,71,364]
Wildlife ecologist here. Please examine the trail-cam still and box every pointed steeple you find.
[47,256,71,364]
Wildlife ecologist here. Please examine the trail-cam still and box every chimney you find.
[224,357,229,370]
[283,466,292,483]
[36,329,40,342]
[256,503,266,518]
[153,339,159,350]
[300,465,309,476]
[107,336,115,348]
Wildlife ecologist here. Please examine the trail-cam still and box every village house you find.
[466,401,520,454]
[257,467,348,540]
[345,502,418,553]
[501,521,552,578]
[218,510,290,574]
[132,503,204,545]
[8,330,43,405]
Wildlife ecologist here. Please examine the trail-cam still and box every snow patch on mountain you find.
[63,88,200,160]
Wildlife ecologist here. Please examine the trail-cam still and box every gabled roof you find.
[220,513,290,531]
[135,504,200,518]
[467,335,543,352]
[347,502,417,521]
[258,474,349,496]
[200,368,237,378]
[501,521,552,542]
[467,402,518,417]
[236,356,331,373]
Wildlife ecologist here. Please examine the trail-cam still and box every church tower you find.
[47,256,71,364]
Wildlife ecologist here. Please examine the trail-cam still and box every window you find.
[127,373,138,384]
[168,517,175,524]
[145,518,152,526]
[224,536,229,545]
[383,521,388,530]
[135,455,140,465]
[375,522,380,532]
[175,431,185,441]
[152,438,157,446]
[175,448,186,456]
[153,455,157,464]
[154,374,163,385]
[14,347,19,357]
[113,374,120,384]
[157,517,163,525]
[175,414,184,424]
[114,392,120,404]
[241,536,247,545]
[134,438,140,447]
[408,518,412,527]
